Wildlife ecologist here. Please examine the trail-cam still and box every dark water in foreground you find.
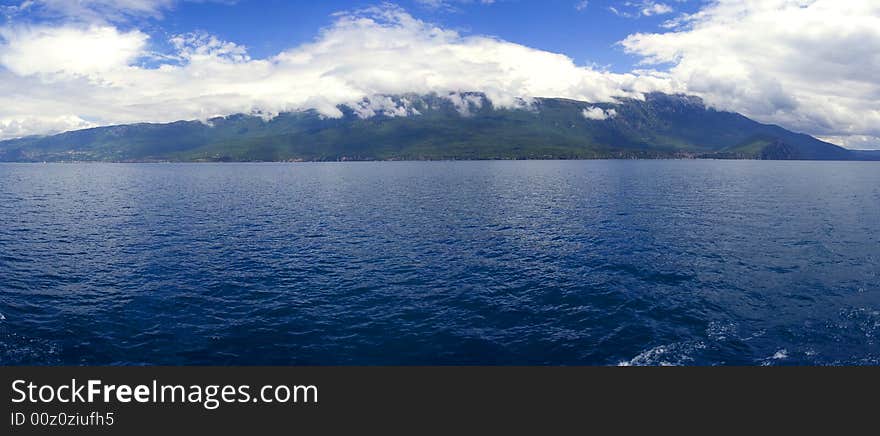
[1,161,878,366]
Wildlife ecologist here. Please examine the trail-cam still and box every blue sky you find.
[0,1,878,149]
[153,0,702,73]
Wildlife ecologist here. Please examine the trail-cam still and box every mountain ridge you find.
[1,93,877,162]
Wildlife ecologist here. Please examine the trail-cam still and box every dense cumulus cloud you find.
[0,0,878,149]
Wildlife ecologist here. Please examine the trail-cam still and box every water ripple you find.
[1,161,879,365]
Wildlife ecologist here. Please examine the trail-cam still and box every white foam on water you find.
[761,349,789,365]
[618,341,706,367]
[0,332,61,365]
[772,349,789,360]
[706,321,737,341]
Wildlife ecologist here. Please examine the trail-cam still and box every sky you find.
[0,0,878,149]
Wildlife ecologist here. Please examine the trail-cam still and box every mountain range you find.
[1,93,877,162]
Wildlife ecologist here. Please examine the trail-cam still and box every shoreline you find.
[2,156,879,164]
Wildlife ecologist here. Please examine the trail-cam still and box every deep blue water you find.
[1,161,878,366]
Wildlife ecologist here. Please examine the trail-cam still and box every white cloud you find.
[818,135,880,151]
[170,32,250,63]
[350,95,422,119]
[582,106,617,120]
[610,1,675,18]
[0,4,676,139]
[622,0,880,149]
[575,1,589,12]
[641,2,674,16]
[0,115,96,139]
[0,25,148,77]
[446,92,486,115]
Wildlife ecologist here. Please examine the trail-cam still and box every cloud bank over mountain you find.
[0,3,674,139]
[0,0,877,149]
[623,0,880,149]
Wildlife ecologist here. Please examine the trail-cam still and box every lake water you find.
[1,161,878,365]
